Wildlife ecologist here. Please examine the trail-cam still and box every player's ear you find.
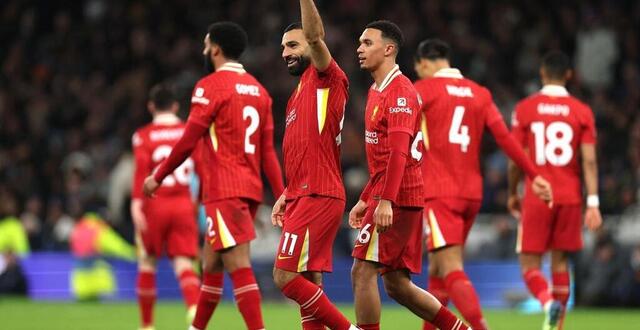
[211,43,221,57]
[565,69,573,81]
[384,43,396,57]
[147,101,155,114]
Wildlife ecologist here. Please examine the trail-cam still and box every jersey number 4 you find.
[449,106,470,152]
[531,121,574,166]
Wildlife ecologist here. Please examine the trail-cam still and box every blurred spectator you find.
[476,216,518,260]
[0,189,29,256]
[0,251,28,296]
[69,212,135,300]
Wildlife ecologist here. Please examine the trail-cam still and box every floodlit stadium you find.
[1,1,639,329]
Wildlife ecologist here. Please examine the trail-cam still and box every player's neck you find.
[371,61,398,88]
[542,79,566,87]
[213,58,240,72]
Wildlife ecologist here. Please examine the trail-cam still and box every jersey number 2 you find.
[243,106,260,154]
[449,106,470,152]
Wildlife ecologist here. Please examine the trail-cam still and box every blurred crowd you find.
[1,0,639,302]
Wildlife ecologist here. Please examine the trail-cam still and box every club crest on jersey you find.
[370,106,379,120]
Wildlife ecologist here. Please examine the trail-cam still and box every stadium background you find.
[1,0,640,327]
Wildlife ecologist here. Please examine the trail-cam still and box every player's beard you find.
[287,55,310,76]
[204,51,215,74]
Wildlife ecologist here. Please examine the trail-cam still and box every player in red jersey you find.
[413,39,553,330]
[132,84,202,330]
[508,51,602,330]
[143,22,284,330]
[270,2,357,330]
[349,21,470,330]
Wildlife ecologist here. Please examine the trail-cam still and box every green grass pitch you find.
[1,299,638,330]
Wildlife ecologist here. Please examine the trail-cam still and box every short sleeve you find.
[386,86,420,137]
[580,105,597,144]
[483,89,503,126]
[316,59,347,89]
[188,80,227,127]
[510,103,527,145]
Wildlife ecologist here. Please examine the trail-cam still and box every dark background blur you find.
[1,0,639,306]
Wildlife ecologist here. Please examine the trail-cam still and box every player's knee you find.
[138,256,156,272]
[382,277,409,302]
[272,268,295,290]
[172,256,193,274]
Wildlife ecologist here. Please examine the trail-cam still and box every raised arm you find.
[300,0,332,71]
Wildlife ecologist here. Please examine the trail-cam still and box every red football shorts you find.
[203,198,259,252]
[518,195,583,254]
[351,200,424,274]
[139,196,198,258]
[274,196,345,273]
[424,198,482,252]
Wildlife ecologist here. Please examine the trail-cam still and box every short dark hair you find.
[541,50,571,80]
[284,22,303,34]
[415,39,451,61]
[207,22,248,60]
[148,83,177,110]
[366,20,404,50]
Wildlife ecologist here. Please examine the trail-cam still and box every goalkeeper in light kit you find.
[508,51,602,330]
[349,21,470,330]
[144,22,284,330]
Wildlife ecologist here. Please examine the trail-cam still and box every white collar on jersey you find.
[374,65,402,92]
[153,113,180,125]
[433,68,463,79]
[217,62,246,73]
[540,84,569,97]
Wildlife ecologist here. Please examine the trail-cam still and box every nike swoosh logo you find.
[209,237,217,244]
[354,244,364,248]
[277,255,294,260]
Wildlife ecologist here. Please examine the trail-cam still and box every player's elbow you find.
[304,30,325,45]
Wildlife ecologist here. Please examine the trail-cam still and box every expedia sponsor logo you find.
[365,130,379,144]
[286,109,297,127]
[389,106,412,114]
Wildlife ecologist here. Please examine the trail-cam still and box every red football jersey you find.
[364,66,423,207]
[415,68,504,201]
[188,63,275,203]
[511,85,596,204]
[282,59,348,201]
[132,114,196,199]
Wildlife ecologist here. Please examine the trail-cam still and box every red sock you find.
[301,284,326,330]
[281,275,353,330]
[552,271,570,306]
[524,268,552,307]
[230,268,264,330]
[136,271,156,327]
[431,305,470,330]
[423,276,449,330]
[192,272,223,330]
[358,324,379,330]
[178,269,201,307]
[444,270,487,330]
